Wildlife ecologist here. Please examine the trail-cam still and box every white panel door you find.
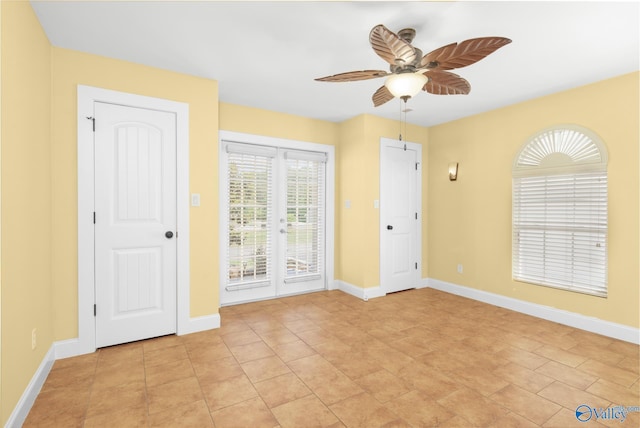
[380,141,420,293]
[94,102,177,347]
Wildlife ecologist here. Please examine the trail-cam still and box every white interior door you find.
[221,142,327,305]
[380,139,421,294]
[94,102,177,348]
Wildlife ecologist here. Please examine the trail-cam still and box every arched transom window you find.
[512,125,608,297]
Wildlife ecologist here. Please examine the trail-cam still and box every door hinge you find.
[415,162,419,170]
[415,212,418,220]
[86,116,95,132]
[93,304,96,316]
[93,212,96,224]
[415,262,418,270]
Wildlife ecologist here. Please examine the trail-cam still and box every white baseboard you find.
[178,314,221,335]
[54,314,221,361]
[53,314,220,360]
[426,278,640,344]
[5,346,56,428]
[8,313,221,426]
[336,280,385,301]
[54,338,93,360]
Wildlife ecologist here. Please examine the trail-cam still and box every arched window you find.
[512,125,608,297]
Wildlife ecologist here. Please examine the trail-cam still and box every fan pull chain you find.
[398,98,409,150]
[398,99,403,142]
[403,104,407,151]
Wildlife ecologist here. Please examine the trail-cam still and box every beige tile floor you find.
[25,288,639,427]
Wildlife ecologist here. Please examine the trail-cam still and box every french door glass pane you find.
[285,157,324,280]
[227,151,272,286]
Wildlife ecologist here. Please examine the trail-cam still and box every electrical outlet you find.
[457,264,463,274]
[31,328,37,350]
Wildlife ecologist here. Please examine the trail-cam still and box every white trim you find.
[218,130,335,305]
[426,278,640,344]
[53,338,85,360]
[336,280,385,301]
[379,137,422,294]
[77,85,191,355]
[179,314,221,335]
[418,277,430,289]
[5,346,55,428]
[54,312,217,361]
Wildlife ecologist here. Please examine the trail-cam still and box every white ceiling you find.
[31,1,639,127]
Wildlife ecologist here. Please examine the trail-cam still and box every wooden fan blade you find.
[315,70,389,82]
[420,37,511,70]
[369,24,417,66]
[423,70,471,95]
[372,85,394,107]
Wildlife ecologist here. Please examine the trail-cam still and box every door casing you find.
[74,85,190,355]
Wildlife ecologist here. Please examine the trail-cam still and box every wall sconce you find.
[448,162,459,181]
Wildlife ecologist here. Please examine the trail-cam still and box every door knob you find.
[387,225,393,230]
[165,231,174,239]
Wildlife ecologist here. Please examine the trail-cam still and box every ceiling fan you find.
[315,24,511,107]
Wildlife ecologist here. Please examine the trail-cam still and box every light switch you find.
[191,193,201,207]
[374,199,379,209]
[345,200,351,209]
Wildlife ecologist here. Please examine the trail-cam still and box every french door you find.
[220,139,328,305]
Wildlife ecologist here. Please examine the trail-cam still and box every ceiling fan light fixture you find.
[385,72,428,99]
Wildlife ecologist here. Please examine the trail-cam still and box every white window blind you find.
[512,126,608,297]
[513,172,607,296]
[284,150,326,283]
[226,143,275,290]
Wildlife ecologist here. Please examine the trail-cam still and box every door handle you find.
[387,225,393,230]
[165,231,174,239]
[280,229,287,234]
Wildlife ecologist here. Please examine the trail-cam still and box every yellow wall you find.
[428,72,640,328]
[220,102,344,287]
[1,2,53,424]
[337,114,429,287]
[0,0,3,419]
[1,1,637,423]
[335,115,367,285]
[220,102,338,146]
[219,105,431,289]
[51,48,220,339]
